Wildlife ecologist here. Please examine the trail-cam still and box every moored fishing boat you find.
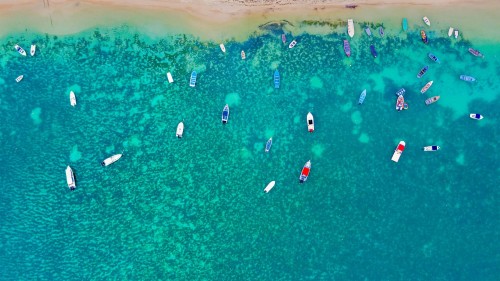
[391,141,406,163]
[370,45,377,58]
[307,112,314,132]
[219,43,226,53]
[420,30,428,44]
[289,40,297,49]
[241,50,246,60]
[66,166,76,190]
[15,75,23,83]
[167,72,174,83]
[69,91,77,106]
[448,27,454,37]
[274,69,280,89]
[423,145,440,151]
[423,16,431,26]
[402,18,408,31]
[396,95,405,111]
[343,40,351,57]
[281,34,286,44]
[469,113,483,120]
[420,81,434,94]
[428,53,440,63]
[265,137,272,152]
[460,75,476,82]
[189,71,197,87]
[101,154,122,166]
[30,44,36,56]
[417,65,429,78]
[222,104,229,124]
[365,27,372,36]
[468,48,484,57]
[347,19,355,38]
[358,89,367,104]
[14,44,26,56]
[176,122,184,138]
[264,181,276,193]
[379,27,384,36]
[299,160,311,183]
[425,95,440,105]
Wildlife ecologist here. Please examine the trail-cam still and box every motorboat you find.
[420,81,434,94]
[274,70,280,89]
[391,141,406,162]
[30,44,36,56]
[66,166,76,190]
[167,72,174,83]
[241,50,246,60]
[282,34,286,44]
[358,89,367,105]
[448,27,454,37]
[289,40,297,49]
[70,91,77,106]
[264,181,276,193]
[14,44,26,56]
[189,71,197,87]
[101,154,122,166]
[299,160,311,183]
[423,16,431,26]
[423,145,440,151]
[219,43,226,53]
[402,18,408,31]
[454,30,459,39]
[365,27,372,36]
[370,45,377,58]
[460,75,476,82]
[221,104,229,124]
[307,112,314,132]
[469,113,483,120]
[379,27,384,36]
[417,65,429,78]
[176,122,184,138]
[468,48,484,58]
[347,19,355,38]
[265,137,272,152]
[428,53,440,63]
[343,40,351,57]
[396,95,405,111]
[15,75,23,83]
[421,30,428,44]
[425,95,440,105]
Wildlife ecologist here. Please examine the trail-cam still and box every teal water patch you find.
[0,25,498,281]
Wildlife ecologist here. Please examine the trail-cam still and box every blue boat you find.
[428,53,440,63]
[402,18,408,31]
[274,70,280,89]
[417,65,429,78]
[358,89,367,105]
[370,45,377,58]
[189,71,197,87]
[365,27,372,36]
[460,75,476,82]
[221,104,229,124]
[265,137,273,152]
[379,27,384,36]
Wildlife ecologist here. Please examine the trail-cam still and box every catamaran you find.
[70,91,77,106]
[347,19,355,38]
[299,160,311,183]
[307,112,314,132]
[14,44,26,56]
[101,154,122,166]
[265,137,272,152]
[274,70,280,89]
[66,166,76,190]
[222,104,229,124]
[420,81,434,94]
[423,146,440,151]
[358,89,367,104]
[189,71,197,87]
[176,122,184,138]
[391,141,406,163]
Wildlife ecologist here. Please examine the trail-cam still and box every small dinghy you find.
[379,27,384,36]
[241,50,246,60]
[189,71,197,87]
[469,113,483,120]
[307,112,314,132]
[358,89,367,104]
[167,72,174,83]
[421,30,428,44]
[30,44,36,56]
[15,75,23,83]
[289,40,297,49]
[460,75,476,82]
[468,48,484,58]
[221,104,229,124]
[65,166,76,190]
[281,34,286,45]
[425,95,440,105]
[264,181,276,193]
[420,81,434,94]
[423,16,431,26]
[343,40,351,57]
[391,141,406,163]
[14,44,26,56]
[423,145,440,151]
[219,43,226,53]
[365,27,372,36]
[299,160,311,183]
[265,137,272,152]
[428,53,440,63]
[417,65,429,78]
[274,70,280,89]
[101,154,122,166]
[176,122,184,138]
[70,91,77,106]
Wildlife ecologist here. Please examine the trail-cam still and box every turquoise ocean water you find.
[0,21,498,280]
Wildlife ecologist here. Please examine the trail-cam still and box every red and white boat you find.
[420,80,433,94]
[396,95,404,111]
[299,160,311,183]
[391,141,406,163]
[241,50,246,60]
[307,112,314,132]
[289,40,297,49]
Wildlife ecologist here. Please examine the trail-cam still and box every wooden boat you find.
[421,30,428,44]
[428,53,440,63]
[222,104,229,124]
[189,71,197,87]
[454,30,459,39]
[423,16,431,26]
[176,122,184,138]
[274,70,280,89]
[365,27,372,36]
[167,72,174,83]
[299,160,311,183]
[289,40,297,49]
[241,50,246,60]
[14,44,26,56]
[417,65,429,78]
[265,137,272,152]
[396,95,405,111]
[15,75,23,83]
[468,48,484,58]
[281,34,286,45]
[469,113,483,120]
[420,81,434,94]
[30,44,36,56]
[264,181,276,193]
[65,166,76,190]
[402,18,408,31]
[343,40,351,57]
[379,27,384,36]
[425,95,440,105]
[69,91,77,106]
[358,89,367,105]
[219,43,226,53]
[460,75,476,82]
[423,146,440,151]
[347,19,355,38]
[370,45,377,58]
[307,112,314,132]
[101,154,122,166]
[448,27,454,37]
[391,141,406,163]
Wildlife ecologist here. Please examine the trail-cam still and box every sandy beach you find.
[1,0,499,41]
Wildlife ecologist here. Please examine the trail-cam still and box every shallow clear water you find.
[0,23,498,280]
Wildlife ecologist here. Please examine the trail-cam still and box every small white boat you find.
[265,137,272,152]
[307,112,314,132]
[423,145,440,151]
[391,141,406,163]
[454,30,459,39]
[189,71,197,87]
[264,181,276,193]
[30,44,36,56]
[65,166,76,190]
[420,81,434,94]
[101,154,122,166]
[176,122,184,138]
[423,16,431,26]
[469,113,483,120]
[15,75,23,83]
[167,72,174,83]
[241,50,246,60]
[289,40,297,49]
[358,89,367,105]
[14,44,26,56]
[448,27,454,37]
[69,91,77,106]
[219,43,226,53]
[347,19,355,38]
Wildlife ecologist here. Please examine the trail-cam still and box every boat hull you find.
[425,96,440,105]
[289,40,297,49]
[101,154,122,166]
[417,66,429,78]
[347,19,355,38]
[176,122,184,138]
[423,146,440,151]
[219,44,226,53]
[420,81,434,94]
[423,17,431,26]
[167,72,174,83]
[274,70,280,89]
[241,50,246,60]
[358,89,367,104]
[299,160,311,183]
[189,71,197,87]
[448,27,454,37]
[15,75,23,83]
[30,45,36,56]
[15,44,26,56]
[66,166,76,190]
[469,113,483,120]
[391,141,406,162]
[70,91,76,106]
[307,112,314,132]
[264,181,276,193]
[222,104,229,124]
[343,40,351,57]
[396,95,404,111]
[369,45,377,58]
[265,137,272,152]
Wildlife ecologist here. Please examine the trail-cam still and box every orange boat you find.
[421,30,428,44]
